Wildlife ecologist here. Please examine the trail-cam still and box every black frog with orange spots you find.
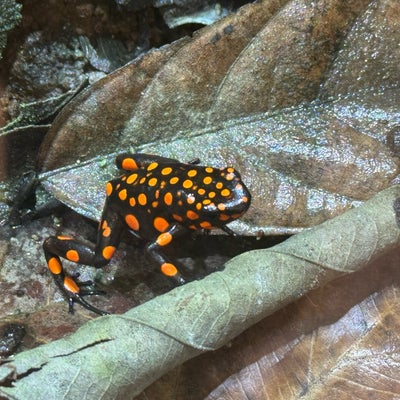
[43,153,251,315]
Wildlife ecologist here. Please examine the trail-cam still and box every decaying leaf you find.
[38,0,400,234]
[205,285,400,400]
[0,0,22,60]
[0,83,87,135]
[0,185,399,399]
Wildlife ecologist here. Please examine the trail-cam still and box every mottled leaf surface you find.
[204,284,400,400]
[38,0,400,234]
[0,0,22,60]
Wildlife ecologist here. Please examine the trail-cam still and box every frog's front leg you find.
[43,209,123,315]
[146,224,188,285]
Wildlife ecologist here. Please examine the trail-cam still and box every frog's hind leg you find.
[43,208,124,315]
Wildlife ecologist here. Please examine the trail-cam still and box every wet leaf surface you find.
[38,0,400,234]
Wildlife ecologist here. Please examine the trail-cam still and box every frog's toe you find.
[67,292,109,315]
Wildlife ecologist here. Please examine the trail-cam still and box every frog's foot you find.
[67,291,109,316]
[60,277,109,315]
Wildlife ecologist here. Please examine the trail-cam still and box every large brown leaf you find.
[38,0,400,234]
[204,282,400,400]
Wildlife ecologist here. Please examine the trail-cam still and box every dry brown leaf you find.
[205,283,400,400]
[37,0,400,234]
[39,0,373,168]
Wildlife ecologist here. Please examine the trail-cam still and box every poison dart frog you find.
[43,153,251,315]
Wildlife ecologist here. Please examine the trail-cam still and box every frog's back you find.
[108,161,251,237]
